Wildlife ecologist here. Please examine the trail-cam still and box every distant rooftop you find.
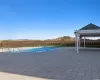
[80,23,100,30]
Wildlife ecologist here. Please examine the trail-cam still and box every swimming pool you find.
[22,47,56,52]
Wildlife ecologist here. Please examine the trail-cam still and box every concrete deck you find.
[0,47,100,80]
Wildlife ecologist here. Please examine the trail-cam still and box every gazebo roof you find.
[80,23,100,30]
[74,23,100,36]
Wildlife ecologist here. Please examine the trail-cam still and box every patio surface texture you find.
[0,47,100,80]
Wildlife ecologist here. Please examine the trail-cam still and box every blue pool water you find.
[22,47,56,52]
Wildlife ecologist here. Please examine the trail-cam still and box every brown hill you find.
[45,36,74,41]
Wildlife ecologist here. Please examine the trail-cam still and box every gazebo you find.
[74,23,100,53]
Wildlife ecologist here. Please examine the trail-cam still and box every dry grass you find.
[0,40,74,48]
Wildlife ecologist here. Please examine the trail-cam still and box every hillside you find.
[45,36,74,41]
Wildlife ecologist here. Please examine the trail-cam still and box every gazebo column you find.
[75,34,77,51]
[84,37,86,48]
[79,35,81,48]
[76,33,79,53]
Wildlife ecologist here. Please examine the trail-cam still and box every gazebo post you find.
[76,33,79,53]
[84,37,86,48]
[79,35,80,48]
[75,34,77,51]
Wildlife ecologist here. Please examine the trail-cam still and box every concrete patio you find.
[0,47,100,80]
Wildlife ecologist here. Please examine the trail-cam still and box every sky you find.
[0,0,100,40]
